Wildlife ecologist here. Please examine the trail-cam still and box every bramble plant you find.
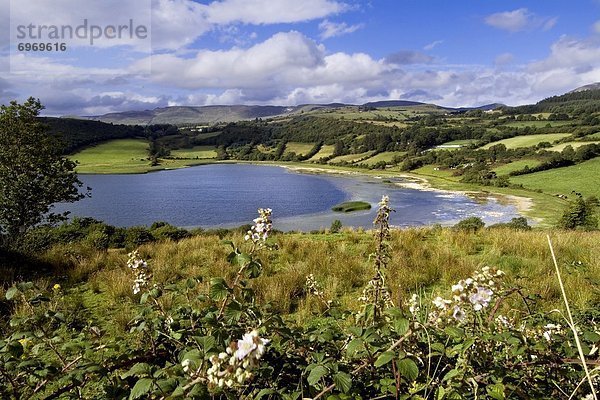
[1,198,600,399]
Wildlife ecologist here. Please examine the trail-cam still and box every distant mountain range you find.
[75,101,505,126]
[68,84,600,126]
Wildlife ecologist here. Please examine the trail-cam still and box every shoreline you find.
[280,163,535,218]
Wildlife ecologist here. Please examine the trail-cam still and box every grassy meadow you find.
[481,133,572,149]
[7,227,598,328]
[510,157,600,198]
[71,139,215,174]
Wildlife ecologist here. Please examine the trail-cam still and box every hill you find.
[568,82,600,93]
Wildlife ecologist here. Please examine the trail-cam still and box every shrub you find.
[330,219,342,233]
[454,216,485,231]
[558,194,598,230]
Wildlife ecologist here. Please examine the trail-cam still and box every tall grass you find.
[22,227,598,330]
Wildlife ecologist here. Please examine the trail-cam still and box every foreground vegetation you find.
[1,201,600,398]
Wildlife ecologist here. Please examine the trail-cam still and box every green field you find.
[328,151,374,164]
[440,139,479,146]
[481,133,572,149]
[71,139,151,173]
[547,141,600,152]
[170,145,217,159]
[284,142,316,156]
[361,151,406,165]
[492,159,542,175]
[72,139,213,174]
[511,157,600,198]
[308,145,335,161]
[411,165,457,179]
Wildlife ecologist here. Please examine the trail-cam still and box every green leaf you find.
[255,389,277,399]
[333,372,352,393]
[129,378,153,399]
[584,330,600,343]
[224,300,243,322]
[307,365,328,387]
[397,358,419,381]
[394,318,410,336]
[233,252,251,266]
[444,326,464,339]
[194,336,216,352]
[436,386,446,400]
[209,277,230,301]
[122,363,152,379]
[442,369,460,382]
[345,338,364,358]
[486,383,505,400]
[374,351,395,368]
[5,287,18,300]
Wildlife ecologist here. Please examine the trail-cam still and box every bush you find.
[330,219,342,233]
[558,194,598,230]
[454,216,485,231]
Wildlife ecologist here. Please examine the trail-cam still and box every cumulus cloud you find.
[385,51,434,65]
[485,8,557,33]
[319,19,364,39]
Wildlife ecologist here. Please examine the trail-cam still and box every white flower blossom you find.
[469,287,493,311]
[245,208,272,246]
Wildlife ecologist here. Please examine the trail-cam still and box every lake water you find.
[55,164,521,231]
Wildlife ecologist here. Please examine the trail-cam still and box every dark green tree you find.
[0,98,85,245]
[558,193,598,230]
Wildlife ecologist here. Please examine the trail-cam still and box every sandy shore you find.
[282,164,534,216]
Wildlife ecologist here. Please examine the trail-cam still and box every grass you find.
[331,201,372,212]
[439,139,479,146]
[481,134,572,150]
[170,145,217,159]
[71,139,152,174]
[308,145,335,161]
[71,139,214,174]
[547,141,600,152]
[511,157,600,198]
[329,151,375,164]
[492,159,542,176]
[30,227,600,327]
[285,142,316,156]
[361,151,406,166]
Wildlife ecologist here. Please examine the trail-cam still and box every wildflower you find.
[245,208,272,246]
[305,274,324,297]
[433,296,451,310]
[207,330,269,388]
[452,306,466,321]
[408,293,420,316]
[127,250,150,295]
[469,287,493,311]
[451,283,464,294]
[52,283,61,292]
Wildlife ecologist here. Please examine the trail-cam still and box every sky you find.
[0,0,599,116]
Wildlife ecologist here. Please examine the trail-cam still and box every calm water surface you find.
[56,164,521,230]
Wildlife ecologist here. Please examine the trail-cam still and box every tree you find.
[0,98,85,245]
[558,193,598,230]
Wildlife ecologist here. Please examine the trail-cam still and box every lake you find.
[55,164,522,231]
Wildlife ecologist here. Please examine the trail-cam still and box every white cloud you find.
[423,40,443,51]
[319,19,364,39]
[485,8,557,33]
[494,53,514,66]
[206,0,347,25]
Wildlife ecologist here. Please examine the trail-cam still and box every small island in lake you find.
[331,201,372,212]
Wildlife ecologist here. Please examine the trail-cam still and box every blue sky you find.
[0,0,599,115]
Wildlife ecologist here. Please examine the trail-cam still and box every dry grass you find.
[30,227,597,329]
